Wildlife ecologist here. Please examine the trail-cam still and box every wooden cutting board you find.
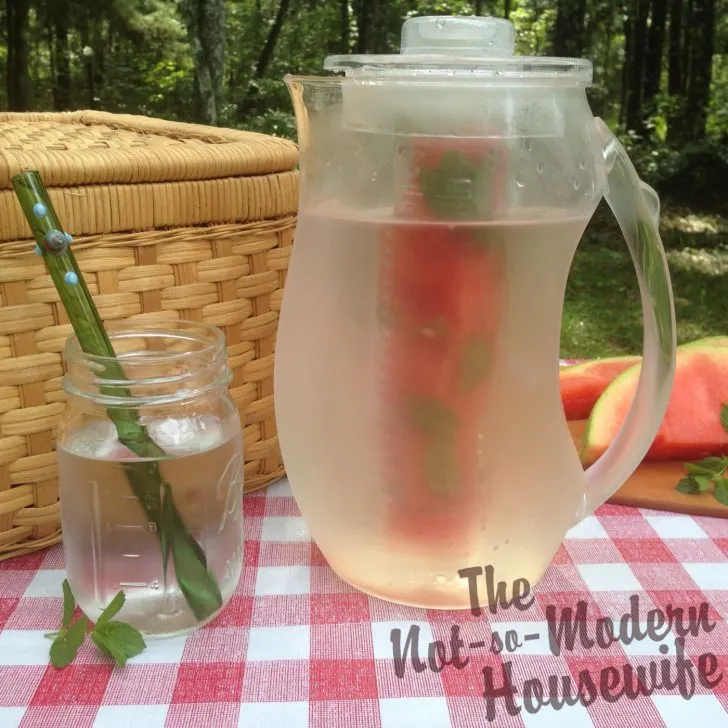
[568,419,728,518]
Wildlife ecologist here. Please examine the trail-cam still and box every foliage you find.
[562,200,728,357]
[0,0,725,149]
[0,0,726,356]
[236,108,297,138]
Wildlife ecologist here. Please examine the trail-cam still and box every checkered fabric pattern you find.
[2,476,728,728]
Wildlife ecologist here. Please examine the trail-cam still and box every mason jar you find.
[56,319,244,638]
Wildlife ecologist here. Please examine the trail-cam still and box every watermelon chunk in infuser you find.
[380,136,505,544]
[581,344,728,464]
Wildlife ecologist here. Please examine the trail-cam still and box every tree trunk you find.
[53,0,72,111]
[504,0,511,18]
[6,0,31,111]
[47,21,56,101]
[624,0,649,132]
[340,0,349,52]
[552,0,587,57]
[180,0,226,125]
[251,0,289,79]
[597,6,616,119]
[92,18,106,106]
[373,0,393,53]
[237,0,291,118]
[681,0,693,94]
[79,10,95,109]
[354,0,392,53]
[643,0,668,107]
[602,7,614,72]
[687,0,715,138]
[620,4,633,127]
[355,0,370,52]
[475,0,485,15]
[668,0,683,94]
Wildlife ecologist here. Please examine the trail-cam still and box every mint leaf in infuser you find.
[419,149,496,221]
[406,395,459,439]
[459,337,491,393]
[424,438,460,495]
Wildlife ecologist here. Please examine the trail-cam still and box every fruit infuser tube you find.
[379,136,506,550]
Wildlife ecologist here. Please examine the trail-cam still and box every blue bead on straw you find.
[44,229,67,252]
[33,244,43,257]
[32,202,47,219]
[65,233,73,244]
[64,272,79,286]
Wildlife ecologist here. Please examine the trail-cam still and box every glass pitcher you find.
[275,15,676,610]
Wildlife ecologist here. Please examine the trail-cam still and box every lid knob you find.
[400,15,516,57]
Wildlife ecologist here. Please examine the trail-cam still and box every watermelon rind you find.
[580,361,642,464]
[680,335,728,350]
[562,334,728,377]
[581,341,728,464]
[560,355,641,376]
[560,355,642,421]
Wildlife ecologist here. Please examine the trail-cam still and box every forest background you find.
[1,0,726,356]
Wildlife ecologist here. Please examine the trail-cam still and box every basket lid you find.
[0,110,298,189]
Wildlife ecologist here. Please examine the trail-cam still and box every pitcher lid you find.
[324,15,592,86]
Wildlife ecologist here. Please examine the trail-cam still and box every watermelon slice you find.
[560,356,641,421]
[380,135,505,544]
[560,336,728,422]
[581,343,728,464]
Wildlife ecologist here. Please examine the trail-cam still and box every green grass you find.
[560,201,728,358]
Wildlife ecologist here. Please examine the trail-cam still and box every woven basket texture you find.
[0,110,299,560]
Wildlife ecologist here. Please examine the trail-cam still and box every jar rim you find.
[62,317,226,366]
[62,318,231,406]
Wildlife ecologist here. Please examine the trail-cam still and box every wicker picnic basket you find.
[0,110,299,560]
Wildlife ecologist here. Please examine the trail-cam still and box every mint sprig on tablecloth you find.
[677,403,728,505]
[46,580,146,668]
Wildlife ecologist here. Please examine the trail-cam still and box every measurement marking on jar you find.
[90,481,105,608]
[114,524,145,531]
[121,553,141,558]
[118,581,149,588]
[216,452,243,533]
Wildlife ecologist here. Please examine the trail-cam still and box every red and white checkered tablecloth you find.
[2,477,728,728]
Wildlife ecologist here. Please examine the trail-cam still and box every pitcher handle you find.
[574,118,677,523]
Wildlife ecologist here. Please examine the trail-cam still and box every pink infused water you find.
[275,205,592,608]
[56,415,244,637]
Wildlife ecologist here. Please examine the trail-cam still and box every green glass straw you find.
[12,170,222,622]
